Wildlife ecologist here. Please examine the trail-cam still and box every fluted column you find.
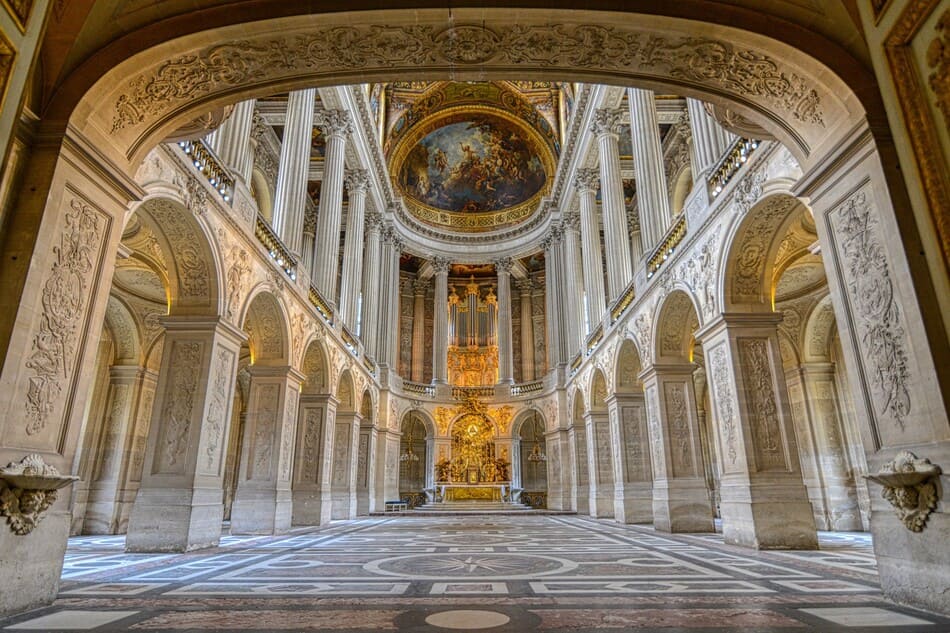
[627,88,671,251]
[627,207,643,265]
[542,229,563,367]
[592,109,633,298]
[377,224,403,368]
[361,211,382,356]
[271,89,316,255]
[411,279,427,382]
[561,213,585,355]
[517,279,535,381]
[209,99,257,184]
[686,98,735,178]
[432,257,450,384]
[574,169,606,332]
[339,169,369,328]
[301,201,316,275]
[495,257,515,384]
[311,110,353,303]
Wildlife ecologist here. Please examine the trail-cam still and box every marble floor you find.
[2,516,947,632]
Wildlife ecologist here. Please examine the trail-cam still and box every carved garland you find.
[709,345,739,467]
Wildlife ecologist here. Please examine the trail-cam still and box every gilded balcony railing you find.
[341,324,359,356]
[610,280,637,322]
[255,214,297,281]
[308,284,334,325]
[178,139,234,204]
[511,380,544,396]
[709,137,760,198]
[586,323,604,353]
[403,381,435,397]
[451,386,495,399]
[646,214,687,279]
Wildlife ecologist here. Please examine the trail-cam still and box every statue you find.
[435,457,451,482]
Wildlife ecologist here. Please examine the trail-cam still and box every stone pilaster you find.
[592,108,634,298]
[230,365,304,534]
[432,257,450,384]
[330,409,362,519]
[311,109,352,302]
[568,422,590,515]
[495,257,515,384]
[377,223,403,369]
[360,211,382,358]
[545,429,572,510]
[411,278,427,382]
[292,394,337,525]
[573,169,606,331]
[698,314,817,549]
[627,88,671,250]
[271,89,316,255]
[641,365,715,533]
[584,409,615,518]
[339,168,369,328]
[606,393,654,524]
[127,317,245,551]
[356,420,377,515]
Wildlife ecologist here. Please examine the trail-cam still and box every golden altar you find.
[439,482,511,502]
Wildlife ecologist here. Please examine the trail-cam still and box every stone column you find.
[627,88,672,250]
[127,317,245,551]
[541,228,563,367]
[410,279,427,382]
[592,108,634,299]
[495,257,515,384]
[517,279,536,381]
[432,257,450,384]
[330,409,362,519]
[292,394,337,525]
[574,169,606,331]
[311,110,353,303]
[584,408,614,518]
[568,422,590,514]
[699,314,818,549]
[271,89,316,256]
[209,99,257,184]
[561,214,586,357]
[230,365,304,534]
[339,169,369,328]
[82,365,156,535]
[361,211,382,357]
[685,98,735,179]
[627,208,643,267]
[641,365,716,533]
[301,201,317,276]
[606,393,654,524]
[377,224,403,369]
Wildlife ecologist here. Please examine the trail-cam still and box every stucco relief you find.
[143,199,211,302]
[664,381,694,477]
[200,347,234,475]
[25,198,106,436]
[157,340,202,472]
[831,190,911,429]
[110,23,827,141]
[302,407,323,482]
[621,405,648,482]
[738,338,785,471]
[279,387,297,481]
[730,196,798,304]
[709,345,739,469]
[251,383,280,479]
[225,245,251,323]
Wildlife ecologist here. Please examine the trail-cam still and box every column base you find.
[874,509,950,615]
[230,488,292,534]
[330,490,356,519]
[614,482,654,524]
[720,478,818,549]
[571,486,590,515]
[292,489,332,525]
[126,487,224,552]
[652,478,715,533]
[588,487,614,518]
[0,509,69,616]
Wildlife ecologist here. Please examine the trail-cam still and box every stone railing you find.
[452,386,495,399]
[511,380,544,396]
[403,381,435,397]
[255,214,298,281]
[646,214,687,278]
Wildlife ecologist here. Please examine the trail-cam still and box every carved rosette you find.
[866,451,942,532]
[0,454,78,536]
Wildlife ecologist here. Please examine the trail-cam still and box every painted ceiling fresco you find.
[398,113,547,214]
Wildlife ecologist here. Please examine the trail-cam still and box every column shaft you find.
[272,89,316,255]
[432,259,450,383]
[592,109,633,298]
[311,110,352,303]
[685,98,735,178]
[210,99,257,183]
[339,169,369,328]
[518,280,535,381]
[495,258,514,384]
[411,280,426,382]
[361,213,382,357]
[574,170,606,331]
[627,88,671,250]
[561,216,585,355]
[542,231,563,367]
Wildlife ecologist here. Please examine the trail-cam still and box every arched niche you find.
[130,197,223,317]
[615,338,644,394]
[516,409,548,498]
[335,369,355,413]
[240,289,291,366]
[653,289,702,365]
[299,339,330,396]
[104,294,142,366]
[590,367,608,412]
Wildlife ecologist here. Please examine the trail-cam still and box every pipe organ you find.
[448,276,499,386]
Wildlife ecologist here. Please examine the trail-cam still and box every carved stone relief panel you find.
[300,406,324,484]
[199,347,235,476]
[331,423,350,486]
[94,383,131,482]
[664,381,696,478]
[25,198,108,440]
[645,385,664,479]
[357,433,370,488]
[130,387,154,482]
[155,340,202,474]
[729,195,797,305]
[278,386,298,482]
[829,189,911,432]
[621,404,650,482]
[249,383,280,480]
[141,199,211,306]
[737,338,787,472]
[572,428,589,486]
[595,420,613,484]
[709,344,740,472]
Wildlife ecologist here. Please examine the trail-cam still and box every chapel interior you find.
[0,2,947,631]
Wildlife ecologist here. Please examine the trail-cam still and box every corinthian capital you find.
[431,256,451,274]
[493,257,514,274]
[573,168,599,194]
[344,168,369,194]
[317,109,353,139]
[590,108,624,137]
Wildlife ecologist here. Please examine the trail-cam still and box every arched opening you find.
[569,389,589,515]
[330,368,358,519]
[398,410,429,508]
[586,367,614,518]
[292,338,333,526]
[611,338,653,524]
[515,410,548,509]
[355,389,376,515]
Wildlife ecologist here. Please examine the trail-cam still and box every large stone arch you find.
[62,9,866,176]
[803,294,838,364]
[240,288,291,366]
[720,192,812,312]
[103,294,142,366]
[131,196,223,316]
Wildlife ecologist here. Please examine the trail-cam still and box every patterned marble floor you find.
[2,516,947,632]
